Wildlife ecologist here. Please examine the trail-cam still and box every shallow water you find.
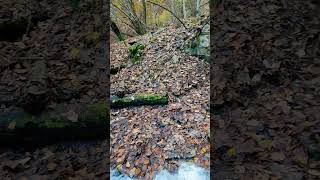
[111,162,210,180]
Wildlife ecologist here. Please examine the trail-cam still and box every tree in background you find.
[111,0,209,41]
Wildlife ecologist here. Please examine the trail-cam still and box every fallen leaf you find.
[227,148,236,157]
[47,162,57,171]
[144,159,150,165]
[308,169,320,176]
[201,147,207,154]
[294,155,308,165]
[270,152,285,161]
[258,140,274,151]
[8,121,16,130]
[135,168,141,176]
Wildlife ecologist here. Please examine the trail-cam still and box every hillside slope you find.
[110,25,210,179]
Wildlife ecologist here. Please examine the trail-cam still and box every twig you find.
[111,2,134,23]
[200,1,209,8]
[146,1,188,30]
[25,16,32,36]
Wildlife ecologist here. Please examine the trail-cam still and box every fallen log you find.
[111,93,168,108]
[0,102,108,144]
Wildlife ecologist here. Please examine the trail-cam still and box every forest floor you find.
[0,1,109,179]
[0,25,209,179]
[1,0,319,179]
[211,0,319,179]
[110,26,210,179]
[0,0,209,177]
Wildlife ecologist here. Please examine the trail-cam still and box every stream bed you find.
[111,162,210,180]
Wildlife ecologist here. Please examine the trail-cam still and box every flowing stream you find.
[111,162,210,180]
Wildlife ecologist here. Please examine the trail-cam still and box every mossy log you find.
[0,102,108,144]
[111,93,168,108]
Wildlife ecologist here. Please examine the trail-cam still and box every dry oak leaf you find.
[270,152,285,162]
[294,155,308,165]
[308,169,320,177]
[143,159,150,165]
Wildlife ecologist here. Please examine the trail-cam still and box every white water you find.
[111,162,210,180]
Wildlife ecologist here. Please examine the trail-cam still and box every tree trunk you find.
[111,20,124,41]
[142,0,147,25]
[111,93,168,108]
[129,0,147,35]
[170,0,177,24]
[196,0,201,17]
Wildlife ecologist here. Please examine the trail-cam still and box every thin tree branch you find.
[112,1,147,35]
[111,2,135,23]
[118,18,139,34]
[200,1,209,8]
[146,0,188,30]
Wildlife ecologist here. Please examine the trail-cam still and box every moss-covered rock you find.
[185,24,210,60]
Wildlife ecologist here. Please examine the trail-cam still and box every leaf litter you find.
[0,0,109,179]
[211,0,320,179]
[110,24,210,179]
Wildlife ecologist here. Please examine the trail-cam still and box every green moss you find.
[136,94,163,101]
[111,93,168,108]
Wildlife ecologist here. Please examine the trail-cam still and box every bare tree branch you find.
[146,1,188,30]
